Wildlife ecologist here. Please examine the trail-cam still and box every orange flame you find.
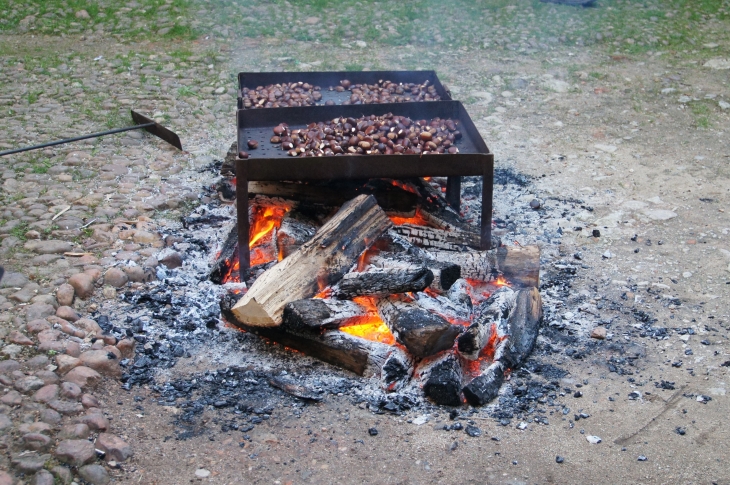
[340,316,395,345]
[494,276,509,287]
[388,207,432,226]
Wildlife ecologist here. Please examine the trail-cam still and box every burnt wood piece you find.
[392,223,480,251]
[429,245,540,288]
[457,287,516,360]
[282,298,369,331]
[333,267,434,299]
[228,321,397,376]
[500,287,543,369]
[276,215,316,260]
[381,346,414,392]
[231,195,392,327]
[447,278,473,311]
[462,361,506,406]
[376,295,462,358]
[412,291,471,325]
[245,179,418,213]
[368,252,460,292]
[268,375,323,401]
[210,222,239,284]
[410,177,472,232]
[421,352,463,406]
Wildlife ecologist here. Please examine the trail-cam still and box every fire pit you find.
[214,71,542,407]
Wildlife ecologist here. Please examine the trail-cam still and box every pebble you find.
[30,469,55,485]
[195,469,211,478]
[637,455,648,461]
[58,423,90,440]
[8,330,34,346]
[55,284,75,306]
[79,350,121,377]
[103,268,128,288]
[23,432,52,450]
[159,251,184,269]
[586,435,602,444]
[24,240,74,254]
[77,412,110,431]
[60,381,82,400]
[56,354,81,374]
[15,375,46,393]
[55,306,80,322]
[529,199,541,209]
[67,272,95,300]
[63,366,101,388]
[1,390,22,406]
[96,433,133,462]
[12,453,51,473]
[33,384,59,403]
[556,456,565,463]
[78,464,110,485]
[54,439,97,466]
[465,425,481,437]
[368,427,378,436]
[590,327,607,339]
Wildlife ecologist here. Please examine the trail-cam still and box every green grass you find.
[344,63,364,72]
[691,102,712,128]
[9,222,28,241]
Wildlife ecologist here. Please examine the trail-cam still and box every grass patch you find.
[344,63,364,72]
[9,222,29,241]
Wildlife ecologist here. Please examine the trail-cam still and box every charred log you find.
[462,361,506,406]
[392,223,480,251]
[457,286,516,360]
[276,215,317,260]
[333,267,434,299]
[231,194,391,327]
[499,287,543,369]
[210,222,239,284]
[447,278,473,311]
[221,141,237,176]
[429,245,540,288]
[381,346,414,392]
[421,352,463,406]
[410,177,472,232]
[412,291,471,325]
[368,251,460,292]
[376,295,462,358]
[282,298,369,331]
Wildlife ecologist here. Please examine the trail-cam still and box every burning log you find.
[381,346,414,392]
[376,295,462,358]
[457,286,516,360]
[500,287,543,369]
[447,278,473,311]
[245,179,418,213]
[210,222,240,284]
[368,252,460,292]
[333,267,434,299]
[276,215,317,260]
[412,291,471,325]
[411,177,472,232]
[392,223,480,251]
[231,194,391,327]
[462,361,506,406]
[429,245,540,288]
[232,322,400,376]
[419,352,463,406]
[282,298,370,331]
[461,287,543,406]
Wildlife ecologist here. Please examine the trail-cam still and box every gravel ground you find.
[1,1,729,484]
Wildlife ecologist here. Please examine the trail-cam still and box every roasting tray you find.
[237,70,451,109]
[234,101,494,275]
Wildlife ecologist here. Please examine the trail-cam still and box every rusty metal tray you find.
[234,101,493,275]
[237,70,451,109]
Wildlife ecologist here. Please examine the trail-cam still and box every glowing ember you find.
[495,276,510,287]
[340,316,395,345]
[388,207,432,227]
[250,205,288,247]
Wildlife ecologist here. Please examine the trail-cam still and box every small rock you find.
[96,433,132,462]
[75,318,103,337]
[103,268,128,288]
[79,350,121,377]
[48,399,84,415]
[529,199,542,210]
[195,469,211,478]
[8,330,34,346]
[102,286,117,299]
[0,414,12,431]
[368,427,378,436]
[56,354,81,375]
[24,240,74,254]
[0,272,28,288]
[12,453,51,473]
[158,252,183,269]
[602,250,613,259]
[56,306,80,322]
[79,464,110,485]
[27,319,51,334]
[1,390,22,406]
[75,9,91,19]
[0,472,13,485]
[50,466,74,485]
[556,456,564,463]
[25,303,55,321]
[465,425,481,437]
[33,384,59,403]
[63,366,101,388]
[573,391,583,398]
[81,394,100,408]
[30,469,55,485]
[23,432,52,450]
[77,412,109,432]
[15,375,46,393]
[55,284,75,306]
[68,273,94,299]
[586,435,602,444]
[637,455,648,461]
[590,327,607,339]
[60,381,82,400]
[40,408,62,425]
[55,439,96,466]
[592,229,601,238]
[25,355,49,369]
[116,338,136,359]
[0,360,20,373]
[629,391,642,400]
[59,423,90,440]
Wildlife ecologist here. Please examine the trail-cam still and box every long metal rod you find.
[0,123,155,157]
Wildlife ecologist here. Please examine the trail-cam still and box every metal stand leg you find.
[480,168,493,250]
[236,160,250,281]
[445,176,461,211]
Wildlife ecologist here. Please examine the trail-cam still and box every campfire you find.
[214,71,543,407]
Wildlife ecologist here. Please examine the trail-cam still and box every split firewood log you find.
[332,267,433,299]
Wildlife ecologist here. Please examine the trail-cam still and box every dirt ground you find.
[2,1,729,484]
